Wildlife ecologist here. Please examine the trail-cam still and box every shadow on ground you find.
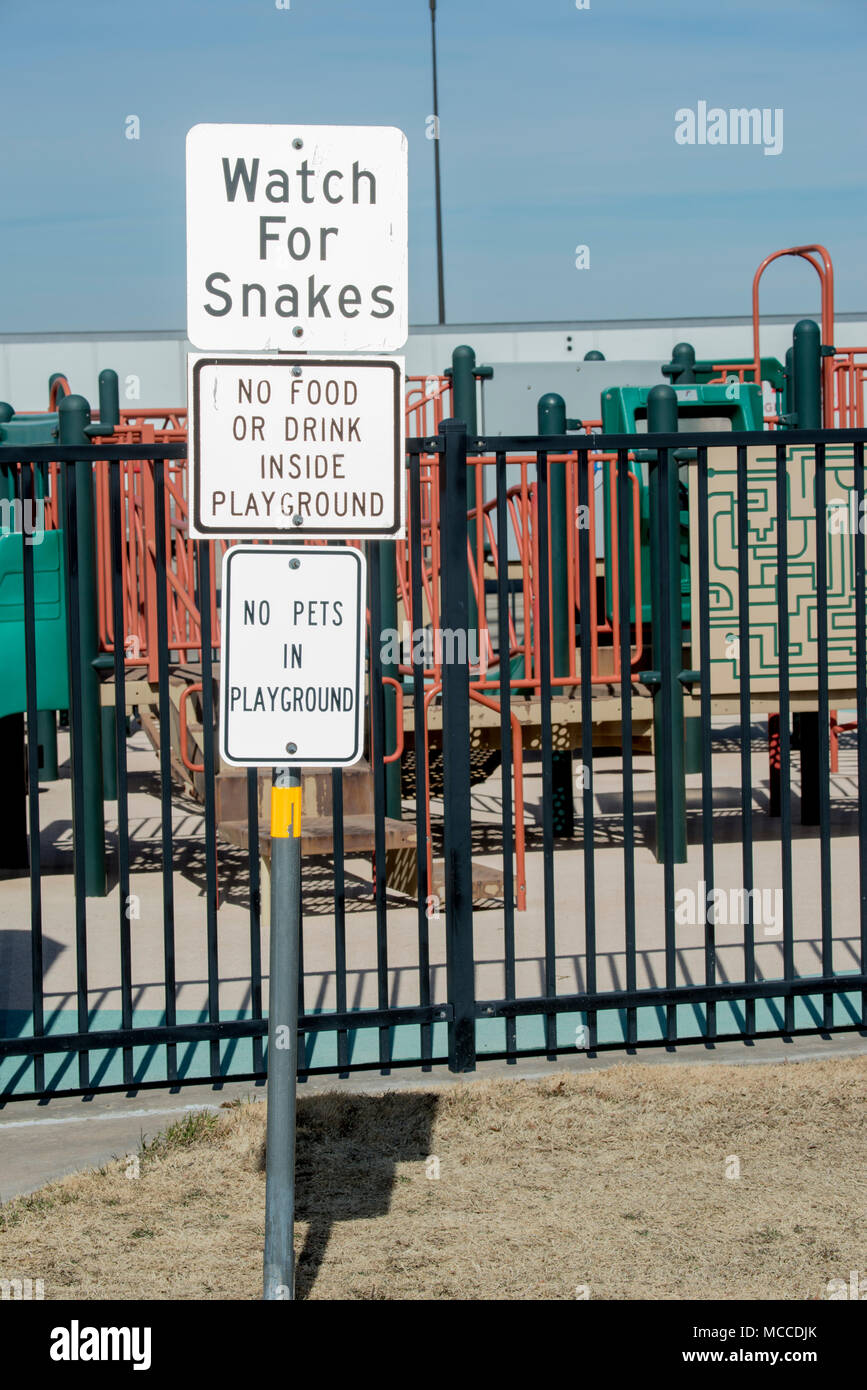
[291,1088,439,1299]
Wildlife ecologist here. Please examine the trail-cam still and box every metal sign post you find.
[217,543,366,1300]
[186,119,406,1303]
[263,766,302,1300]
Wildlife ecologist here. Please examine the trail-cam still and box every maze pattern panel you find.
[688,443,861,696]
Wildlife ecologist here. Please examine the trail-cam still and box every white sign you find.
[188,354,404,538]
[186,123,408,352]
[220,545,366,768]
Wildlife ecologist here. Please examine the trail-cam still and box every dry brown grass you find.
[1,1058,865,1300]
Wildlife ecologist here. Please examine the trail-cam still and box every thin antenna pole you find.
[430,0,446,324]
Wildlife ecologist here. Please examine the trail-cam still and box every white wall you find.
[2,314,865,413]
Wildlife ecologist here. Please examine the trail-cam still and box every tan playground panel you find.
[689,442,862,697]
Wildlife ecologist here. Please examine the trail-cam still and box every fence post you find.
[58,395,106,897]
[447,346,493,629]
[2,402,60,785]
[377,542,401,818]
[538,391,574,837]
[0,712,27,870]
[94,371,119,799]
[791,319,823,824]
[37,710,59,781]
[439,418,476,1072]
[449,345,479,634]
[0,402,26,867]
[648,385,687,863]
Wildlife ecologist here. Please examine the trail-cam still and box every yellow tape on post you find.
[270,786,302,838]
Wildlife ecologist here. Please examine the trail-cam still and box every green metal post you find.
[98,369,120,432]
[101,705,118,801]
[0,714,28,869]
[792,319,821,430]
[662,341,696,386]
[684,715,703,775]
[263,766,302,1299]
[648,384,687,863]
[0,404,15,502]
[377,542,401,817]
[58,395,106,897]
[450,345,478,436]
[3,400,61,783]
[538,392,573,836]
[37,710,59,782]
[0,404,33,858]
[92,373,121,803]
[783,347,794,419]
[792,319,823,823]
[449,345,479,629]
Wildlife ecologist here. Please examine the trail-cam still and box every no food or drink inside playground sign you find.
[188,354,404,539]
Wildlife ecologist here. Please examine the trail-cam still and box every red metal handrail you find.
[179,682,204,774]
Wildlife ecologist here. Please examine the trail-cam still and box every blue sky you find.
[0,0,864,330]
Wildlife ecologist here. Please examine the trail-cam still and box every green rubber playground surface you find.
[2,988,862,1096]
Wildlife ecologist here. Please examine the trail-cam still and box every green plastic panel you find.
[0,530,69,717]
[600,382,765,628]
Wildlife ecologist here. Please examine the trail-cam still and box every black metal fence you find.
[1,424,866,1101]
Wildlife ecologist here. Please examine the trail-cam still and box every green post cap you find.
[647,384,679,433]
[662,342,696,385]
[98,369,120,432]
[792,319,821,430]
[537,392,567,433]
[449,345,478,432]
[57,394,92,444]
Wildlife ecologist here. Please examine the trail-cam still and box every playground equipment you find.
[1,243,865,900]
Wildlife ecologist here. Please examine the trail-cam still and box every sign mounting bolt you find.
[289,558,300,569]
[292,514,303,527]
[286,742,297,755]
[293,327,304,338]
[291,366,302,377]
[292,138,303,149]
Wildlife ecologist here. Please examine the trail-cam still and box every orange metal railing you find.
[829,351,867,429]
[89,404,641,698]
[88,378,452,668]
[25,372,645,911]
[394,445,643,696]
[708,245,867,429]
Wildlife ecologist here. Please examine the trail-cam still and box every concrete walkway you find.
[2,723,862,1026]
